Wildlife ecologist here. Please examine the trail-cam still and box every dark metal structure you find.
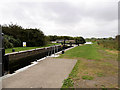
[0,26,2,77]
[1,30,72,75]
[0,27,9,76]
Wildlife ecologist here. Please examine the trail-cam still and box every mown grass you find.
[59,44,102,60]
[5,43,60,54]
[61,44,102,88]
[61,43,118,88]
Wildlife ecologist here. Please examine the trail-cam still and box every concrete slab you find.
[2,57,77,88]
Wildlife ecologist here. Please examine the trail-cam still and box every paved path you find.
[2,57,77,88]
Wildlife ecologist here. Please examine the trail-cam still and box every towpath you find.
[2,57,77,88]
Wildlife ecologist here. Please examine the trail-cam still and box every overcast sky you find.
[0,0,119,38]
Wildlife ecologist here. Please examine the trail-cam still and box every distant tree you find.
[108,37,113,40]
[48,35,58,41]
[48,35,74,41]
[75,37,86,44]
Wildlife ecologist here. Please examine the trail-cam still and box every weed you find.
[62,77,74,88]
[82,75,94,80]
[96,73,104,77]
[62,60,80,88]
[84,72,88,74]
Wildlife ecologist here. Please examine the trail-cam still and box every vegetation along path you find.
[60,43,118,88]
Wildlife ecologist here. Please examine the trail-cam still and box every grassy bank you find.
[59,44,102,60]
[61,44,118,88]
[5,43,60,54]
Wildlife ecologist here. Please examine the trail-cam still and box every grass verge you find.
[59,44,102,60]
[5,43,60,54]
[62,60,80,88]
[61,43,118,88]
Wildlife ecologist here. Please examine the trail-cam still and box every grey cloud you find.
[0,1,118,38]
[84,3,117,21]
[2,1,117,25]
[40,2,117,23]
[39,2,82,25]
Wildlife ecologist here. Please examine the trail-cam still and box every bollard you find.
[12,49,15,52]
[62,50,64,54]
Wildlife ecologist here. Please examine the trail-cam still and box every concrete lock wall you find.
[3,45,70,74]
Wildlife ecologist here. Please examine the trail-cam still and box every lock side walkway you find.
[2,57,77,88]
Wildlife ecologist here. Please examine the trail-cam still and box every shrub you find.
[4,36,14,49]
[4,35,21,49]
[97,40,118,50]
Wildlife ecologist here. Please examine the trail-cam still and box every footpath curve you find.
[2,57,77,88]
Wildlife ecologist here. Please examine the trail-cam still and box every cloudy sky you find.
[0,0,119,38]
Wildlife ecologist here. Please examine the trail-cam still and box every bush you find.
[97,40,119,50]
[4,35,21,49]
[4,36,14,49]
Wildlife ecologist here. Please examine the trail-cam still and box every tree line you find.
[2,24,48,48]
[48,35,86,44]
[2,24,86,49]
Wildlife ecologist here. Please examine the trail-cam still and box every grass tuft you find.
[96,73,104,77]
[82,75,94,80]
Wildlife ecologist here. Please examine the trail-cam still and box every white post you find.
[23,42,26,47]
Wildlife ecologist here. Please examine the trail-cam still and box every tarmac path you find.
[2,57,77,88]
